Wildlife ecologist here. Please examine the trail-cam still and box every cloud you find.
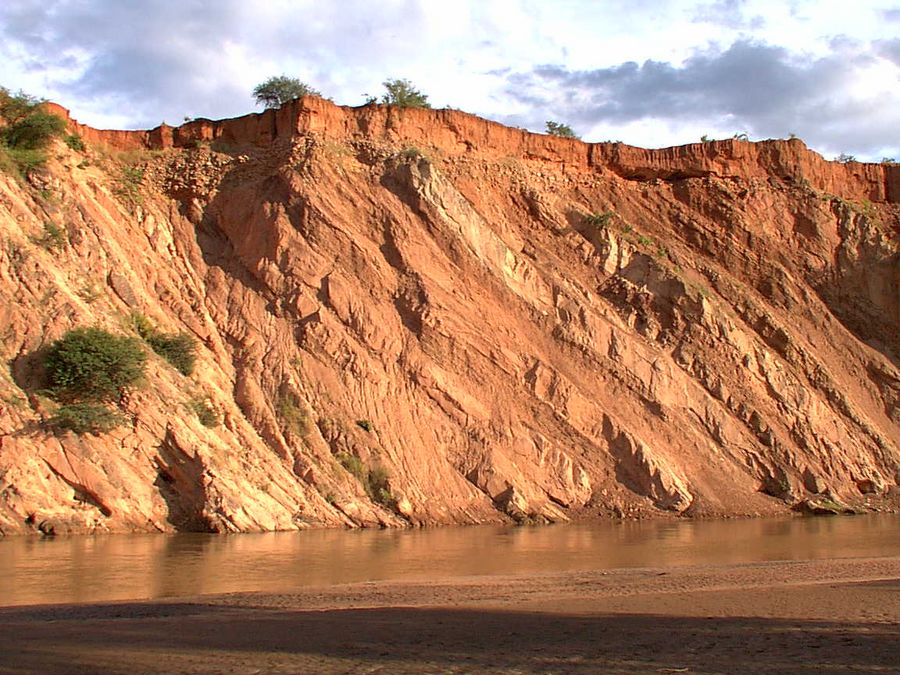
[500,39,900,159]
[876,39,900,66]
[0,0,438,127]
[691,0,766,30]
[0,1,896,160]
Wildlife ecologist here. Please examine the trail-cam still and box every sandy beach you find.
[0,555,897,673]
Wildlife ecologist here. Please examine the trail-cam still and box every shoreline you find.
[1,556,898,673]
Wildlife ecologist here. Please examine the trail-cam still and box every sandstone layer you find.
[0,97,898,534]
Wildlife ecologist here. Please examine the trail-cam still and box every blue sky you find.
[1,0,898,161]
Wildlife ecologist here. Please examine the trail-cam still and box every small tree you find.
[546,120,578,138]
[253,76,320,109]
[0,88,67,174]
[3,111,66,150]
[44,327,147,403]
[381,79,431,108]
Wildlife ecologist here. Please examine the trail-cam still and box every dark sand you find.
[0,556,898,673]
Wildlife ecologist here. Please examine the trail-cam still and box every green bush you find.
[1,147,47,175]
[356,419,373,432]
[34,221,67,251]
[276,391,309,436]
[0,89,66,176]
[381,79,430,108]
[584,211,614,227]
[546,121,578,138]
[64,134,85,152]
[146,332,197,376]
[128,311,156,338]
[4,112,66,150]
[113,165,144,205]
[365,464,394,507]
[0,88,40,125]
[44,327,147,403]
[337,451,366,481]
[47,402,125,435]
[187,397,218,427]
[253,76,320,109]
[129,312,197,376]
[336,451,395,508]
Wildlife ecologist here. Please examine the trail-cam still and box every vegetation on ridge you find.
[253,76,321,109]
[380,78,430,108]
[546,120,578,138]
[0,87,67,175]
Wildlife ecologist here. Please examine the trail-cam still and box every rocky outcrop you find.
[0,97,897,534]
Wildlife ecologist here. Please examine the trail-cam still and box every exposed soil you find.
[0,556,897,673]
[1,96,898,535]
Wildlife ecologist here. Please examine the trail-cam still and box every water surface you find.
[2,515,898,607]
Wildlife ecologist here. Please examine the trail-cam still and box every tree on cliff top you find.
[0,87,67,174]
[253,76,320,109]
[545,120,578,139]
[381,79,431,108]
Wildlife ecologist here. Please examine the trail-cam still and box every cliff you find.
[1,97,897,534]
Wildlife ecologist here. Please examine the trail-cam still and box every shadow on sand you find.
[1,600,898,673]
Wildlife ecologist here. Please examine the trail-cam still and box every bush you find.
[146,332,197,376]
[187,397,218,427]
[3,112,66,151]
[64,134,85,152]
[356,419,373,432]
[253,76,320,109]
[129,312,197,375]
[365,464,394,507]
[584,211,614,227]
[336,452,395,508]
[44,327,147,403]
[381,79,430,108]
[113,165,144,205]
[546,121,578,138]
[337,451,366,481]
[0,88,40,125]
[46,402,125,435]
[34,221,67,251]
[276,391,309,437]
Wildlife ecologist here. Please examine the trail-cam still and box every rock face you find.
[0,97,897,534]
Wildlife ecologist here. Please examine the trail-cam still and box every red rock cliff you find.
[1,97,897,534]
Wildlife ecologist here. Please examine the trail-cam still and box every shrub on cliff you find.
[253,76,321,109]
[44,327,147,403]
[130,312,198,376]
[145,332,197,376]
[46,403,126,436]
[381,79,431,108]
[0,87,67,173]
[546,121,578,139]
[3,111,66,151]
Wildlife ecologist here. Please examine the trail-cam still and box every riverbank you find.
[0,556,897,673]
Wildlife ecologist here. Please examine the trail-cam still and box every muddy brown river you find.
[2,515,899,607]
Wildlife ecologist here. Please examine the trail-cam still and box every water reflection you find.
[1,515,898,607]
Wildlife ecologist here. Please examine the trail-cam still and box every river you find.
[2,514,898,607]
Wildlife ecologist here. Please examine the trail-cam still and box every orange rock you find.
[0,98,896,534]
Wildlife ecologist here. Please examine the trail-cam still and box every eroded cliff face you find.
[0,97,898,534]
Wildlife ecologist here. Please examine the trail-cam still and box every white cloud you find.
[0,0,896,159]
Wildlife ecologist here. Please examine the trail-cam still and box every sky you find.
[1,0,898,161]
